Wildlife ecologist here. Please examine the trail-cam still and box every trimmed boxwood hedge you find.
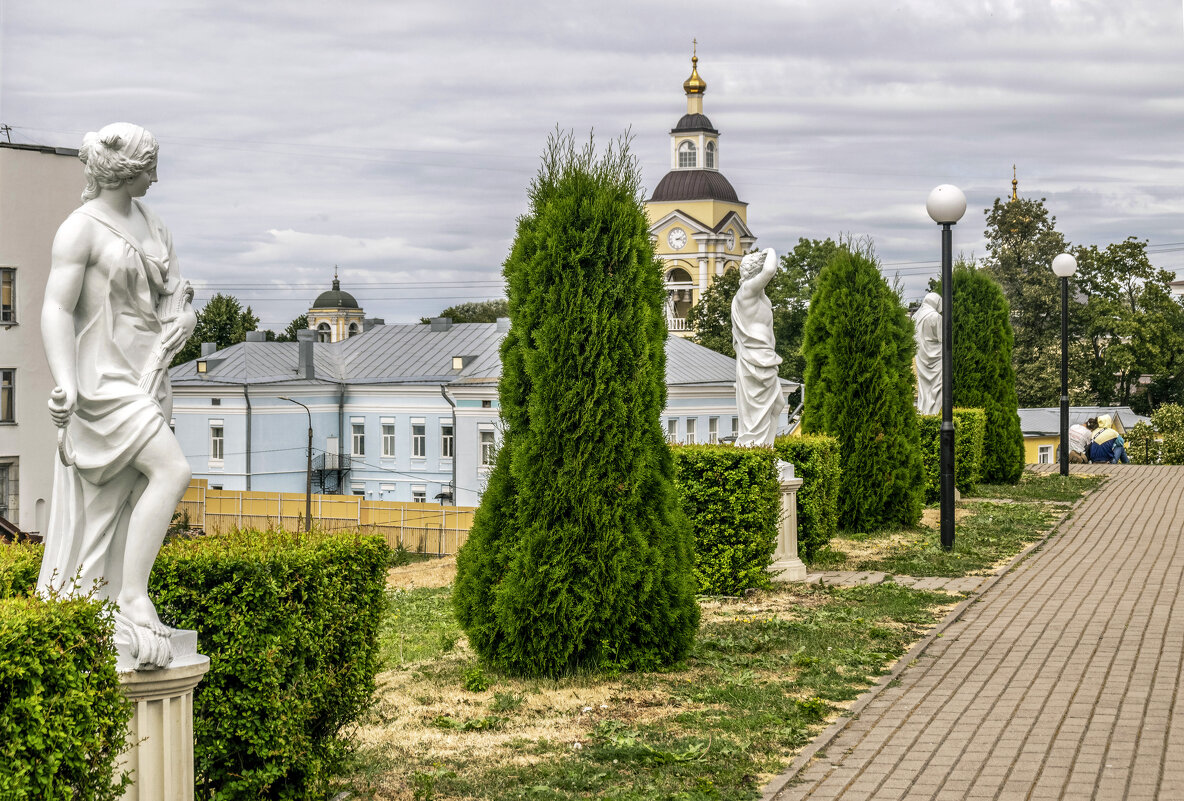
[150,528,389,800]
[0,541,42,599]
[774,435,841,560]
[671,445,780,595]
[0,587,131,801]
[918,408,987,503]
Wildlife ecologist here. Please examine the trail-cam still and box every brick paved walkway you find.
[805,572,990,595]
[766,465,1184,800]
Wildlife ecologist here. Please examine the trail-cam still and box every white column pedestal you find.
[117,631,209,801]
[770,460,807,582]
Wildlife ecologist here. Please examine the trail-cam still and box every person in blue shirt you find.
[1088,414,1130,464]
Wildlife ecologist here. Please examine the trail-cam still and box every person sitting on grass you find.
[1088,414,1130,464]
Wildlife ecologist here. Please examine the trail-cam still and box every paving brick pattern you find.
[805,572,990,595]
[769,465,1184,800]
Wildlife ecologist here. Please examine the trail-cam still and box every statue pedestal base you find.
[770,460,807,582]
[117,630,209,801]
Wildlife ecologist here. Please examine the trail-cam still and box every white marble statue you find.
[38,123,197,670]
[732,247,786,447]
[913,291,942,415]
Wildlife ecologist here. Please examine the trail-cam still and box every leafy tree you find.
[420,299,509,324]
[981,196,1069,406]
[688,237,843,382]
[801,245,924,531]
[949,264,1024,483]
[453,133,699,677]
[270,313,309,342]
[171,293,260,366]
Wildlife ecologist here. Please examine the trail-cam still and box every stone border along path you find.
[765,464,1184,801]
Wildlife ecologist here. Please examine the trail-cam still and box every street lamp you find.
[278,396,312,531]
[1051,253,1078,477]
[927,184,966,552]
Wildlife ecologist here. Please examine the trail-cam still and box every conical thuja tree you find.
[801,246,924,531]
[951,264,1025,484]
[453,133,699,677]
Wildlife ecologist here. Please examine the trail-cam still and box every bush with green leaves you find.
[949,265,1025,483]
[671,445,780,595]
[0,591,131,801]
[150,528,389,800]
[0,541,41,598]
[1152,403,1184,465]
[453,133,699,677]
[774,435,841,560]
[801,246,924,531]
[1126,420,1159,464]
[917,408,986,501]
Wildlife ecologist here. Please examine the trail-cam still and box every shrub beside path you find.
[766,464,1184,800]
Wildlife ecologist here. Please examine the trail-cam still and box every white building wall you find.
[0,145,84,533]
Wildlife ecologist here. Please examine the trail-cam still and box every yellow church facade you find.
[646,51,755,337]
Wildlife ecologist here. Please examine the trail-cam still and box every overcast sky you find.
[2,0,1182,330]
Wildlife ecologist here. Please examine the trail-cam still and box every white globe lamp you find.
[926,184,967,225]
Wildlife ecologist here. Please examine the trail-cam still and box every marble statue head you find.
[739,250,768,280]
[79,123,159,202]
[922,291,942,315]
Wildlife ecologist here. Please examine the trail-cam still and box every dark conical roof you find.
[672,113,717,133]
[312,277,358,309]
[650,169,740,203]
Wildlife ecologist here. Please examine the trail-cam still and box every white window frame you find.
[709,417,719,444]
[440,418,454,460]
[686,418,696,445]
[351,483,365,497]
[411,418,426,459]
[479,429,496,468]
[705,141,716,169]
[0,369,14,424]
[678,140,697,168]
[208,420,224,466]
[381,417,395,458]
[731,416,739,437]
[0,268,15,324]
[1038,444,1053,464]
[412,485,427,503]
[351,418,365,457]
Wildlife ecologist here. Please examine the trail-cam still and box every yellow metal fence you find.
[177,480,475,556]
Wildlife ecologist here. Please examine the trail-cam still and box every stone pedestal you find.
[770,460,807,582]
[117,630,209,801]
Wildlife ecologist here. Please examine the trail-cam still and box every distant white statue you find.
[913,291,942,415]
[38,123,196,670]
[732,248,786,447]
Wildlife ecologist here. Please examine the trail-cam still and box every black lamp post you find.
[927,185,966,552]
[279,396,313,531]
[1051,253,1078,477]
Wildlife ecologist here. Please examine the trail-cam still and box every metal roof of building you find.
[649,169,741,203]
[671,113,718,134]
[171,321,796,390]
[0,141,80,157]
[1017,406,1149,436]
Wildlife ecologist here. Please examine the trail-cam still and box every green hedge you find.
[150,528,389,800]
[672,445,780,595]
[0,541,42,598]
[0,592,131,801]
[918,408,986,502]
[774,435,841,560]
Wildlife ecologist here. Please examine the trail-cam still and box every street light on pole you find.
[278,396,312,532]
[1051,253,1078,477]
[927,184,967,552]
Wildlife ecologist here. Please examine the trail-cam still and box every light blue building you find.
[169,318,797,506]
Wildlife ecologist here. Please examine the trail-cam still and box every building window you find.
[709,417,719,444]
[0,462,11,521]
[705,141,716,169]
[381,420,395,458]
[0,269,14,324]
[412,423,426,458]
[412,485,427,503]
[666,418,677,444]
[678,140,697,168]
[731,416,739,436]
[209,423,224,463]
[686,418,696,445]
[351,421,365,457]
[351,483,365,497]
[1038,444,1053,464]
[480,430,496,467]
[0,370,13,423]
[317,322,331,342]
[481,399,492,409]
[348,322,359,337]
[441,423,454,459]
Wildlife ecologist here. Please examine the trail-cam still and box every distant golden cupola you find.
[683,42,707,114]
[1011,165,1019,202]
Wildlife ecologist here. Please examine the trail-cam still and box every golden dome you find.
[683,50,706,95]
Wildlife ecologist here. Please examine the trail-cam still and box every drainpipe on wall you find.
[338,382,347,492]
[243,385,252,490]
[440,384,457,505]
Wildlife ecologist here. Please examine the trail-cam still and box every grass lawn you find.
[340,470,1101,800]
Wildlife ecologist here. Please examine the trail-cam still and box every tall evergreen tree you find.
[950,264,1024,483]
[801,246,923,531]
[980,196,1069,406]
[453,133,699,677]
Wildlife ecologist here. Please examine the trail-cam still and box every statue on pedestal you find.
[38,123,197,670]
[732,247,786,447]
[913,291,942,415]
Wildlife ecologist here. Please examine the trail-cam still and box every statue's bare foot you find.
[117,593,173,637]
